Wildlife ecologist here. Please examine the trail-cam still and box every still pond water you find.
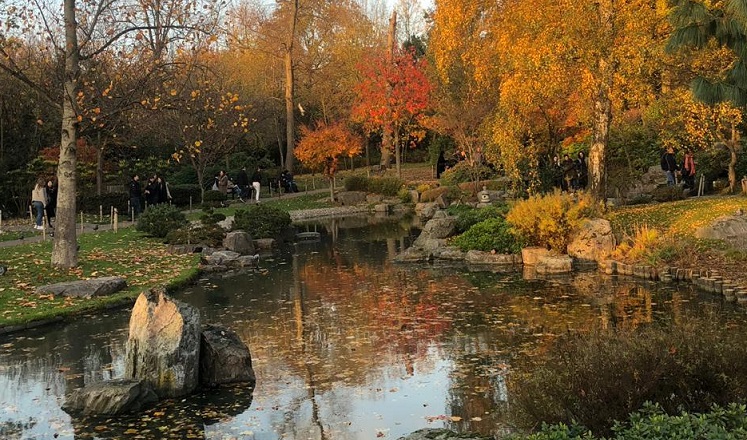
[0,214,742,439]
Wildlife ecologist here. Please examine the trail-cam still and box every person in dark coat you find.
[235,167,249,201]
[144,175,159,206]
[575,151,588,190]
[45,179,57,228]
[662,146,678,186]
[436,151,446,178]
[129,174,142,217]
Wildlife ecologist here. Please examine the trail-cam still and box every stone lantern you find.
[478,186,491,207]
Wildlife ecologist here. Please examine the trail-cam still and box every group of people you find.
[552,151,588,192]
[128,174,171,218]
[661,146,696,189]
[30,178,57,230]
[213,167,298,202]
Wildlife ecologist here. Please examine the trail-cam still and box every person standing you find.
[575,151,588,190]
[682,148,696,190]
[129,174,142,218]
[144,175,159,206]
[235,167,249,201]
[45,179,57,228]
[31,177,48,230]
[217,170,229,194]
[662,146,678,186]
[436,151,446,178]
[251,167,262,202]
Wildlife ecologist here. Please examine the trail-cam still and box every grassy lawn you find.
[0,227,199,329]
[608,195,747,237]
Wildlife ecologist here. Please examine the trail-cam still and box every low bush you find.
[168,184,201,207]
[453,217,524,253]
[440,162,497,186]
[233,204,291,239]
[344,175,368,192]
[420,186,449,202]
[506,190,601,252]
[136,203,189,238]
[342,175,404,196]
[397,187,414,203]
[510,317,747,435]
[165,224,225,247]
[610,223,660,263]
[202,190,227,208]
[77,192,129,215]
[448,204,510,234]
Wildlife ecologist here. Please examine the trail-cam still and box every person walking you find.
[129,174,142,218]
[235,167,249,201]
[31,177,48,230]
[682,148,696,190]
[251,167,262,202]
[575,151,588,190]
[661,146,679,186]
[45,179,57,228]
[217,170,229,195]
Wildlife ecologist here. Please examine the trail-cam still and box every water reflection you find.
[0,214,742,439]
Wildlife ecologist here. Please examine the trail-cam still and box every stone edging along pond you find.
[599,259,747,305]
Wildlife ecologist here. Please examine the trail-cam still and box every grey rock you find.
[695,215,747,248]
[392,247,431,263]
[374,203,391,213]
[521,247,551,266]
[536,254,574,274]
[421,216,457,239]
[234,255,260,268]
[337,191,368,206]
[125,288,201,398]
[200,324,256,387]
[567,218,615,263]
[253,238,276,249]
[415,202,439,221]
[465,250,522,265]
[167,244,203,255]
[62,379,157,415]
[223,231,255,255]
[203,250,241,266]
[36,276,127,299]
[366,194,384,203]
[438,247,467,261]
[217,216,234,230]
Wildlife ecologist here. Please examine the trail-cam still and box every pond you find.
[0,213,743,439]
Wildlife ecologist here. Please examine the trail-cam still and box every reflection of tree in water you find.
[70,385,254,439]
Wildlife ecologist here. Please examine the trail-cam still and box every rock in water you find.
[200,324,256,387]
[62,379,157,415]
[125,288,201,398]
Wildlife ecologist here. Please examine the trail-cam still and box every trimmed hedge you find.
[233,204,291,239]
[343,175,404,196]
[168,184,202,207]
[77,192,129,215]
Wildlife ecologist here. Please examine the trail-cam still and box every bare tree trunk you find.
[394,129,401,178]
[96,134,104,196]
[381,10,397,169]
[728,122,740,193]
[52,0,80,268]
[589,80,611,202]
[283,0,299,173]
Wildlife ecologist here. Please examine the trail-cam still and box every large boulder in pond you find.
[36,276,127,299]
[62,379,157,415]
[200,324,256,387]
[223,231,255,255]
[125,288,201,398]
[418,213,458,240]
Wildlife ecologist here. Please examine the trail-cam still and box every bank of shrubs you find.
[450,191,599,254]
[136,204,188,238]
[233,204,291,239]
[510,317,747,436]
[165,207,226,247]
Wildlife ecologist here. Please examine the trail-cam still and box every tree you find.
[295,122,363,201]
[667,0,747,192]
[352,47,431,177]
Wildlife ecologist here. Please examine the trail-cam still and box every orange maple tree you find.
[352,47,431,177]
[295,121,363,201]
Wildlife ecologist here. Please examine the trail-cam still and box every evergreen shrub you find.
[233,204,291,239]
[136,203,188,238]
[168,184,201,207]
[453,217,523,253]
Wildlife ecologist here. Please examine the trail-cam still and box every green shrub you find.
[448,204,510,234]
[165,224,225,247]
[199,207,226,225]
[453,217,524,253]
[510,317,747,435]
[397,187,414,203]
[168,184,201,207]
[344,175,368,192]
[233,204,291,239]
[440,162,497,186]
[77,192,129,215]
[136,203,189,238]
[202,190,227,208]
[506,190,601,252]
